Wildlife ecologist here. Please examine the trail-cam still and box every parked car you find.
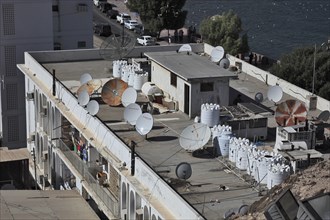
[106,9,119,19]
[137,35,155,46]
[124,20,139,30]
[94,23,112,37]
[133,24,144,35]
[98,2,112,13]
[93,0,106,7]
[116,13,131,25]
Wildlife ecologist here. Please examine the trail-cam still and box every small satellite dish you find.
[135,113,153,135]
[255,92,264,103]
[175,162,192,180]
[101,78,128,106]
[211,46,225,62]
[122,87,137,107]
[77,79,102,96]
[124,103,142,125]
[275,99,307,126]
[80,73,92,85]
[78,90,90,106]
[267,85,283,103]
[219,58,230,69]
[179,123,211,151]
[317,110,330,122]
[178,44,192,53]
[86,100,100,116]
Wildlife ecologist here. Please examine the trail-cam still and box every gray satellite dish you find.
[175,162,192,180]
[255,92,264,103]
[124,103,142,125]
[122,87,137,107]
[135,113,153,135]
[99,34,136,60]
[219,58,230,69]
[317,110,330,121]
[78,90,90,106]
[86,100,100,116]
[179,123,211,151]
[267,85,283,103]
[178,44,192,53]
[80,73,93,85]
[211,46,225,62]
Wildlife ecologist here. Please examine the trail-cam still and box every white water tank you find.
[256,155,273,184]
[211,125,225,142]
[267,164,290,189]
[200,103,220,127]
[217,135,230,157]
[133,72,148,91]
[246,146,258,177]
[141,82,162,96]
[128,71,135,86]
[113,60,121,78]
[229,137,238,163]
[236,145,248,170]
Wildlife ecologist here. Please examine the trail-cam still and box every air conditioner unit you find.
[307,95,317,110]
[26,92,34,100]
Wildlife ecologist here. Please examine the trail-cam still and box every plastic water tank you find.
[256,155,273,184]
[113,60,121,78]
[236,145,248,170]
[217,135,230,157]
[133,72,148,91]
[128,70,135,86]
[267,164,290,189]
[229,137,237,163]
[200,103,220,127]
[141,82,162,96]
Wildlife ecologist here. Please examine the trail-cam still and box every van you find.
[94,23,112,37]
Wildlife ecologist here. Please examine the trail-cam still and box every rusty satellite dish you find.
[275,100,307,127]
[77,79,103,96]
[101,78,128,106]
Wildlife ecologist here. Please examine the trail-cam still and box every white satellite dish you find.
[211,46,225,62]
[178,44,192,52]
[255,92,264,103]
[135,113,153,135]
[124,103,142,125]
[80,73,93,85]
[267,85,283,103]
[122,87,137,107]
[86,100,100,116]
[179,123,211,151]
[219,58,230,69]
[175,162,192,180]
[78,90,90,106]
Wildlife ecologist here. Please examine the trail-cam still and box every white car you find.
[93,0,106,7]
[124,20,139,30]
[137,35,155,46]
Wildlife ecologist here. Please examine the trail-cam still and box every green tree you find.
[127,0,187,38]
[270,46,330,100]
[199,10,249,55]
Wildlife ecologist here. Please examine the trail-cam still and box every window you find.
[2,4,15,35]
[77,4,88,12]
[52,5,59,12]
[170,72,177,87]
[77,41,86,48]
[200,82,214,92]
[54,43,61,50]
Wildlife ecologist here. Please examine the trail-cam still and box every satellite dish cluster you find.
[77,73,100,116]
[210,46,230,69]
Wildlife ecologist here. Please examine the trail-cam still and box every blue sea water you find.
[183,0,330,59]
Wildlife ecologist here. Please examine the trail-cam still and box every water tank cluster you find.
[201,103,220,127]
[211,125,232,156]
[112,60,148,90]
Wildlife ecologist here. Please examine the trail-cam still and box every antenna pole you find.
[312,44,316,95]
[130,140,135,176]
[52,69,56,97]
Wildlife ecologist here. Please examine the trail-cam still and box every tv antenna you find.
[124,103,142,125]
[255,92,264,103]
[219,58,230,69]
[77,90,90,106]
[275,99,307,126]
[178,44,192,53]
[86,100,100,116]
[121,87,137,107]
[267,85,283,103]
[77,79,103,96]
[210,46,225,62]
[179,123,211,151]
[175,162,192,180]
[80,73,93,85]
[101,78,128,106]
[135,113,153,136]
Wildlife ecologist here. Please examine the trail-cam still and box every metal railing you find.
[56,139,120,217]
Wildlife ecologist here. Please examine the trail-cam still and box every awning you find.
[0,148,30,163]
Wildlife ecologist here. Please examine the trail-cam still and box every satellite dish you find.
[135,113,153,135]
[99,34,136,60]
[124,103,142,125]
[317,110,330,122]
[179,123,211,151]
[80,73,93,85]
[122,87,137,107]
[178,44,192,53]
[77,79,103,96]
[175,162,192,180]
[219,58,230,69]
[211,46,225,62]
[78,90,90,106]
[275,99,307,126]
[255,92,264,103]
[86,100,100,116]
[267,85,283,103]
[101,78,128,106]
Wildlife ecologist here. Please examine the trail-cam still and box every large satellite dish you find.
[179,123,211,151]
[122,87,137,107]
[178,44,192,53]
[80,73,93,85]
[210,46,225,62]
[77,79,102,96]
[135,113,153,135]
[124,103,142,125]
[219,58,230,69]
[99,34,136,60]
[86,100,100,116]
[255,92,264,103]
[275,100,307,126]
[267,85,283,103]
[317,110,330,122]
[175,162,192,180]
[78,90,90,106]
[101,78,128,106]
